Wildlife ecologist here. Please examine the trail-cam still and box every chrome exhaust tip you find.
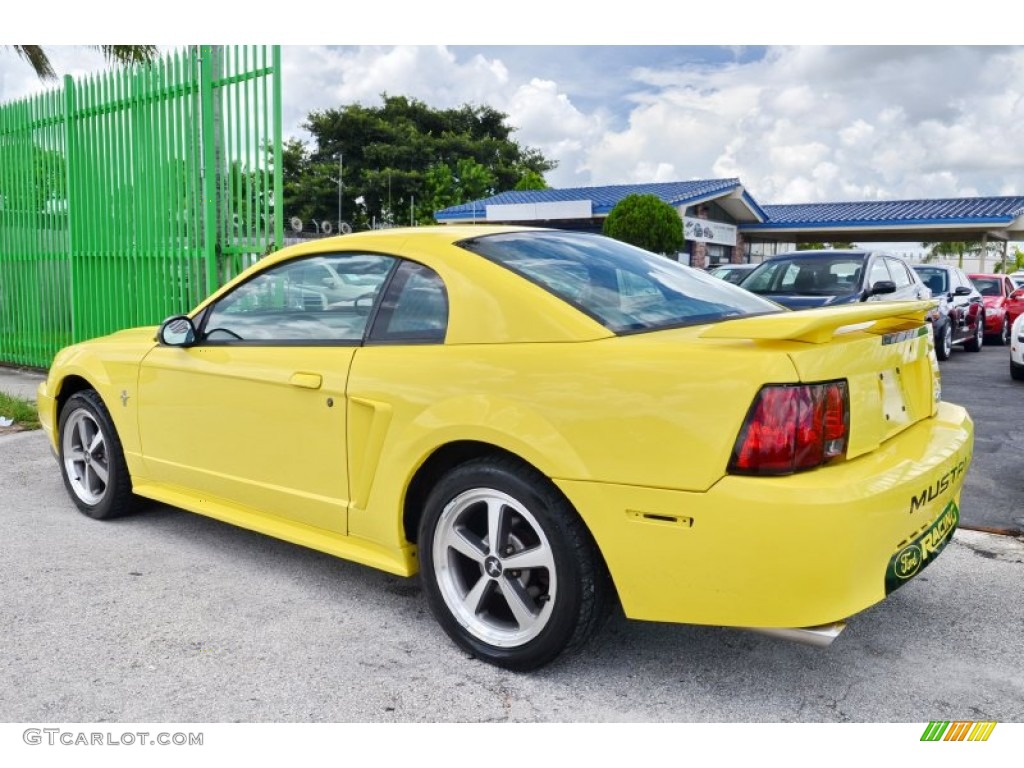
[745,621,847,648]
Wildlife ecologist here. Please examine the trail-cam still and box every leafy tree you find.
[602,194,683,255]
[287,94,556,230]
[455,158,496,202]
[993,246,1024,274]
[514,169,548,191]
[9,45,157,80]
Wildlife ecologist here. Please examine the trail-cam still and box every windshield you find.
[970,277,1000,297]
[710,266,751,285]
[741,254,868,296]
[459,231,781,334]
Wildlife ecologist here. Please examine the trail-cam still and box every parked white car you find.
[1011,312,1024,381]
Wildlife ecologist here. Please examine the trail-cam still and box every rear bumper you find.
[557,401,973,628]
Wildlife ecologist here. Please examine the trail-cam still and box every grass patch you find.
[0,391,40,430]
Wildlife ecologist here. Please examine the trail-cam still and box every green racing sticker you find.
[885,500,959,594]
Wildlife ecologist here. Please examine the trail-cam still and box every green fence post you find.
[272,45,283,252]
[63,75,78,345]
[199,46,217,295]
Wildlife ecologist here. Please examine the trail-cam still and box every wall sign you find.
[684,216,737,246]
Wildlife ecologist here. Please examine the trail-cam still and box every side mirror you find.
[1010,289,1024,300]
[158,315,197,347]
[953,286,973,296]
[870,280,896,296]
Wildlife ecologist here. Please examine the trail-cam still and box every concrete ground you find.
[0,365,44,402]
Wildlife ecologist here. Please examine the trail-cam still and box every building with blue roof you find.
[435,182,1024,270]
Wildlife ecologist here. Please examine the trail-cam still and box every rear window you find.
[970,277,1000,297]
[913,267,949,295]
[459,231,780,333]
[742,253,868,296]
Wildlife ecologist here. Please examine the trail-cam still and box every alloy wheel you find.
[432,488,557,648]
[62,409,110,505]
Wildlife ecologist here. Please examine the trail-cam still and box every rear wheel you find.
[58,390,137,520]
[965,313,984,352]
[1012,362,1024,381]
[418,457,612,671]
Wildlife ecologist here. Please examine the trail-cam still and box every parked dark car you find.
[738,250,929,310]
[911,264,985,360]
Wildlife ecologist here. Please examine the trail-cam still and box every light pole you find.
[329,153,343,232]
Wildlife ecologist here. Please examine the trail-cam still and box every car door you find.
[863,256,894,301]
[947,269,972,340]
[136,252,396,534]
[885,257,927,301]
[1004,277,1024,323]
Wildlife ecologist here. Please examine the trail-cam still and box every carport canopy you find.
[743,197,1024,244]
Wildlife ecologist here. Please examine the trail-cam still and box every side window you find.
[886,258,911,288]
[368,261,448,344]
[867,258,892,287]
[201,253,395,343]
[777,263,802,289]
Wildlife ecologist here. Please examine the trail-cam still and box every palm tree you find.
[9,45,157,80]
[921,240,1001,268]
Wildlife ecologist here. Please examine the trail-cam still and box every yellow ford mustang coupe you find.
[38,226,973,670]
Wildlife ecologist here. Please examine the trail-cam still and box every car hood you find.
[981,296,1002,309]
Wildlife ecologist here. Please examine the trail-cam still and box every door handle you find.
[289,372,323,389]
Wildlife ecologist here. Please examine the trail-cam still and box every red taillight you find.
[729,381,849,475]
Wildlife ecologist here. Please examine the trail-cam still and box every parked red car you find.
[968,273,1024,345]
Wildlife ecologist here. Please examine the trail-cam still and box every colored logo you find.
[894,544,922,579]
[885,500,959,594]
[921,721,997,742]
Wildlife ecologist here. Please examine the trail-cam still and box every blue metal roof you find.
[749,197,1024,230]
[436,178,767,220]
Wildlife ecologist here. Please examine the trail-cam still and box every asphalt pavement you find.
[0,359,1022,723]
[934,340,1024,534]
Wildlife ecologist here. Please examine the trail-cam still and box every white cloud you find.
[3,44,1024,206]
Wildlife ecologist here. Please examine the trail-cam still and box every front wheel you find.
[418,457,612,671]
[58,390,137,520]
[934,321,952,361]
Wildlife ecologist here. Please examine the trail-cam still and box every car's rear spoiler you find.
[700,300,937,345]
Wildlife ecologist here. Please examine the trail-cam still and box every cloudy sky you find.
[2,39,1021,207]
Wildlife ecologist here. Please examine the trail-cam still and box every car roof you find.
[764,249,874,261]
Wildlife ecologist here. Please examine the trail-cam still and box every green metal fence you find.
[0,45,282,368]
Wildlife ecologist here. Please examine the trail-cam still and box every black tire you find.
[934,320,952,361]
[58,390,138,520]
[964,313,984,353]
[417,456,612,671]
[1012,362,1024,381]
[997,316,1011,346]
